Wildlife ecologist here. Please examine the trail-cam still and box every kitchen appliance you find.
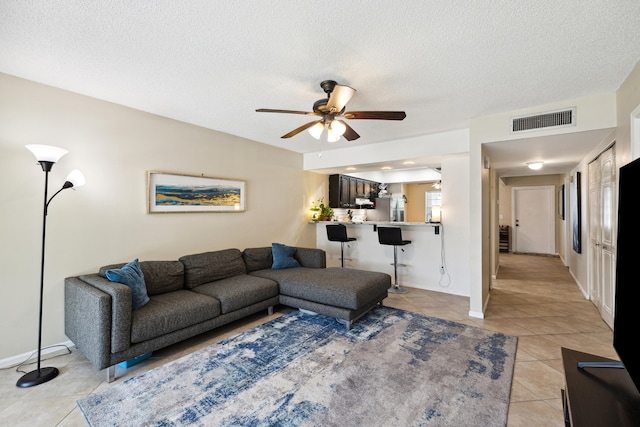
[368,197,405,222]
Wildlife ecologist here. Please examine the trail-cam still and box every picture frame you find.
[558,184,565,220]
[147,171,246,213]
[571,172,581,253]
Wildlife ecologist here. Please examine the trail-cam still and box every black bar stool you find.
[326,224,356,267]
[377,227,411,293]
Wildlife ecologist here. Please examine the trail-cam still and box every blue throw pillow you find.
[105,259,150,310]
[271,243,301,269]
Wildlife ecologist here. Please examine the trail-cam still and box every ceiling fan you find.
[256,80,406,142]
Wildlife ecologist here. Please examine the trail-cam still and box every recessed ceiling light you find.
[527,161,544,170]
[381,166,392,170]
[346,167,356,171]
[403,161,415,165]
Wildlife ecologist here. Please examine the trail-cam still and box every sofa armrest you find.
[75,274,133,354]
[65,277,113,370]
[295,248,326,268]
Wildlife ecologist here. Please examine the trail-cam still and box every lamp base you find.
[16,366,59,388]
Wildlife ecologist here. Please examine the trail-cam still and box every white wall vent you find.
[511,107,576,134]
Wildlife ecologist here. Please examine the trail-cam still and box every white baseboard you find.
[568,269,589,299]
[0,340,74,369]
[469,292,490,319]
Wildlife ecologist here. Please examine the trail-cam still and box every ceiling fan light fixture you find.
[257,80,406,142]
[527,161,544,170]
[327,132,341,143]
[308,122,324,139]
[327,120,346,142]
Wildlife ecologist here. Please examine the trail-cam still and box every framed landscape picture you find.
[571,172,581,253]
[148,171,246,213]
[558,184,565,220]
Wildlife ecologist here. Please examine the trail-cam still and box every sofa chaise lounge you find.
[65,245,391,381]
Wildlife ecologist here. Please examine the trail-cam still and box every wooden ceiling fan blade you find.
[281,120,323,138]
[343,111,406,120]
[256,109,321,116]
[339,120,360,141]
[326,85,356,112]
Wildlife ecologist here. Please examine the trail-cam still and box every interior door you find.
[513,186,555,254]
[589,145,616,327]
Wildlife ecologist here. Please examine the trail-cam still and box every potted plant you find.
[311,198,334,221]
[310,202,320,221]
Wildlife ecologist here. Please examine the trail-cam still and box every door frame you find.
[511,185,556,254]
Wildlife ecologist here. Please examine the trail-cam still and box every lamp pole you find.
[17,146,84,388]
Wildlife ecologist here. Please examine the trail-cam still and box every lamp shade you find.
[66,169,86,188]
[308,122,324,139]
[26,145,68,163]
[431,205,442,223]
[327,120,346,142]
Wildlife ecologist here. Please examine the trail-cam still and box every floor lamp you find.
[17,144,85,388]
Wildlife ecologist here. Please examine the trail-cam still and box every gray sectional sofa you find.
[65,246,390,381]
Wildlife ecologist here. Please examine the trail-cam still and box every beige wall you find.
[616,58,640,168]
[404,182,428,222]
[569,61,640,295]
[0,73,325,360]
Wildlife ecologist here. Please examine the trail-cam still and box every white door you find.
[513,186,555,254]
[589,146,616,327]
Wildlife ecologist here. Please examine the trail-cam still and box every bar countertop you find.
[310,221,439,226]
[314,219,456,294]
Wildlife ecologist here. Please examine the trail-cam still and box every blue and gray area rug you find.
[77,307,517,426]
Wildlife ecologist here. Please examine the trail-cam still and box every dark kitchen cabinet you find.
[348,178,357,206]
[340,175,350,207]
[329,174,380,208]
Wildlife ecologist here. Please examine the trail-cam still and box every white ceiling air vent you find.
[511,107,576,134]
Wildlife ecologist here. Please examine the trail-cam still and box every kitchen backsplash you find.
[333,208,369,222]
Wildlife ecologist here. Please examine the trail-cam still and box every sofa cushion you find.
[191,274,279,314]
[179,249,247,289]
[243,247,327,271]
[130,290,221,344]
[271,243,301,269]
[242,247,273,272]
[251,267,390,310]
[293,247,327,269]
[105,259,150,310]
[99,260,184,296]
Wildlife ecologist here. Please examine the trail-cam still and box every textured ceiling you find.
[2,1,640,175]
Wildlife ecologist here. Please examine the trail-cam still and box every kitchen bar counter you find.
[310,221,437,226]
[314,221,463,296]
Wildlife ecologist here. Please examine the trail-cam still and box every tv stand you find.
[577,361,624,369]
[562,347,640,426]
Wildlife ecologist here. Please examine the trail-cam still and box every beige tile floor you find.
[0,253,615,426]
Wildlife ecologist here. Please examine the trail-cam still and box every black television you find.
[611,156,640,394]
